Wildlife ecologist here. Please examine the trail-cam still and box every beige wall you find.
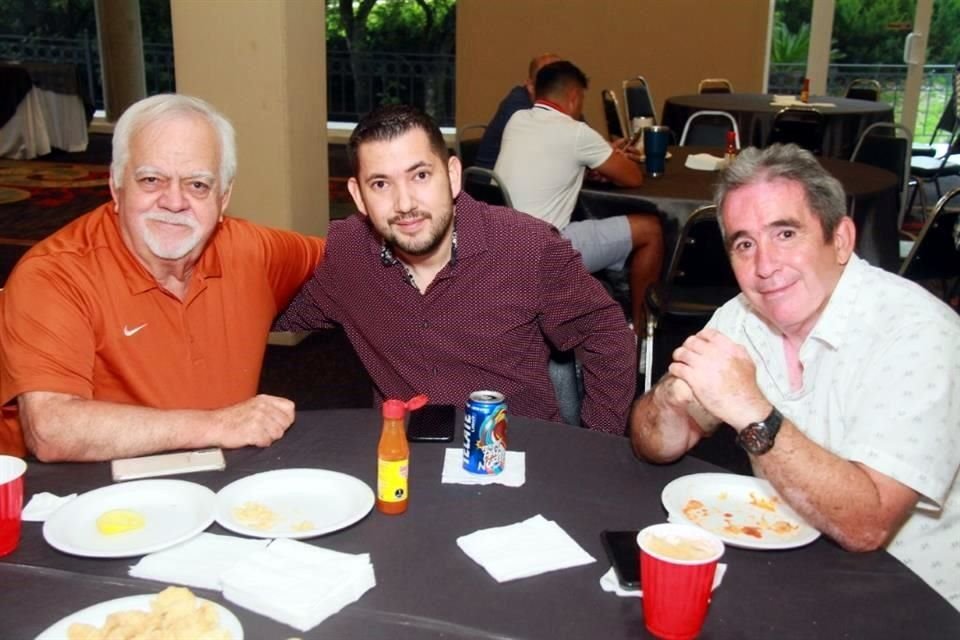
[457,0,771,137]
[170,0,327,235]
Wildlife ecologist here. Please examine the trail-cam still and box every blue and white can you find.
[463,390,508,475]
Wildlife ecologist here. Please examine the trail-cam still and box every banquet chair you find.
[601,89,628,140]
[845,79,882,102]
[850,122,912,229]
[697,78,733,94]
[642,205,739,392]
[767,107,826,155]
[622,76,657,126]
[898,186,960,306]
[912,87,957,158]
[907,127,960,219]
[678,110,740,148]
[461,167,583,425]
[456,124,487,170]
[462,166,513,209]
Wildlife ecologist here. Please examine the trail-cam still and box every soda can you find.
[463,390,508,475]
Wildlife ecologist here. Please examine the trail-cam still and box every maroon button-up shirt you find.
[277,193,635,434]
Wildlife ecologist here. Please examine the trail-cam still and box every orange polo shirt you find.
[0,203,325,456]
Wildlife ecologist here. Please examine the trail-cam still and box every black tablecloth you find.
[662,93,894,159]
[580,146,900,272]
[4,409,957,638]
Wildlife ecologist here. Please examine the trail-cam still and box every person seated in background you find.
[494,60,663,337]
[630,144,960,610]
[276,104,636,435]
[473,52,561,171]
[0,94,325,461]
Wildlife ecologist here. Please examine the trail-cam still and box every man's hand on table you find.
[668,329,771,430]
[214,394,296,448]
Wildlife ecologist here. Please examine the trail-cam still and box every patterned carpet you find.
[0,159,111,241]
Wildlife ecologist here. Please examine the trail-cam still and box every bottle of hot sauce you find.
[724,130,738,164]
[800,77,810,103]
[376,395,427,515]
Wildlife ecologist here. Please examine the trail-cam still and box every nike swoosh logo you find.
[123,323,148,337]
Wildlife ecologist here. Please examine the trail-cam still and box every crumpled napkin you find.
[441,448,525,487]
[457,514,595,582]
[769,95,835,108]
[598,563,728,597]
[128,532,270,590]
[684,153,727,171]
[220,538,376,632]
[22,492,77,521]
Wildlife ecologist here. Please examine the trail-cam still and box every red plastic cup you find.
[0,455,27,556]
[637,523,724,640]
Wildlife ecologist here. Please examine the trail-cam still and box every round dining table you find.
[3,408,958,638]
[579,145,900,272]
[661,93,894,159]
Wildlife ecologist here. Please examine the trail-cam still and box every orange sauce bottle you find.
[800,77,810,103]
[376,395,427,515]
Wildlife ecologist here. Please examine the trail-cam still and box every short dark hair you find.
[534,61,588,100]
[348,104,448,175]
[714,144,848,243]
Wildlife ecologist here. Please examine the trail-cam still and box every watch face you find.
[738,425,773,455]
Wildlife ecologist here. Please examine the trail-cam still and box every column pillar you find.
[93,0,147,120]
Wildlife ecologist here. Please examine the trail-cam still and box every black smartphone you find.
[407,404,456,442]
[601,529,641,590]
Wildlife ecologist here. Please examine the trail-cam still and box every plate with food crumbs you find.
[36,586,242,640]
[215,468,374,539]
[43,479,216,558]
[661,473,820,550]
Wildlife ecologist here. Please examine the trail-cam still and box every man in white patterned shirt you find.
[630,144,960,609]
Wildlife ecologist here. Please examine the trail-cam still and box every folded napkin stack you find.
[684,153,726,172]
[220,538,376,632]
[441,447,526,487]
[457,514,594,582]
[129,532,270,590]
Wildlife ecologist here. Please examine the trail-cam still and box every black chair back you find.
[768,107,826,155]
[845,79,882,101]
[850,122,911,226]
[456,124,487,170]
[698,78,733,94]
[462,166,513,208]
[679,110,739,147]
[623,76,657,124]
[601,89,626,139]
[899,187,960,297]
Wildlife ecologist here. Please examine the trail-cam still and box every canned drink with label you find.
[463,390,508,475]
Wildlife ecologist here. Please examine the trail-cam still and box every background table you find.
[3,409,957,638]
[580,146,900,272]
[662,93,894,160]
[0,62,91,159]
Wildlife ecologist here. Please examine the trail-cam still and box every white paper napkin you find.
[598,563,728,597]
[22,492,77,521]
[457,514,595,582]
[441,448,525,487]
[768,96,835,108]
[220,538,375,632]
[128,532,270,590]
[684,153,727,171]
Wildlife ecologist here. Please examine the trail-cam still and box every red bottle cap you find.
[382,394,430,419]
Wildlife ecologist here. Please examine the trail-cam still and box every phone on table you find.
[601,529,641,590]
[407,404,456,442]
[111,448,226,481]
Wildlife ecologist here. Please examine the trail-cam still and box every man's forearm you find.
[20,392,222,462]
[629,375,716,462]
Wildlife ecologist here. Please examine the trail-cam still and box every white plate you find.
[661,473,821,550]
[35,593,243,640]
[215,468,375,538]
[43,479,215,558]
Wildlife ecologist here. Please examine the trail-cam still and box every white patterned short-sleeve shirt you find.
[708,254,960,610]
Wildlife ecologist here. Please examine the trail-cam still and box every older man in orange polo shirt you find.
[0,94,324,461]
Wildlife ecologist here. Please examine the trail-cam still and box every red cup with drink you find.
[0,455,27,556]
[637,523,724,640]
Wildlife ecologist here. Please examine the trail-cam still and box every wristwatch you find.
[736,407,783,455]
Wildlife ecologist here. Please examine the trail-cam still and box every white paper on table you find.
[441,448,525,487]
[22,492,77,521]
[457,514,595,582]
[684,153,726,171]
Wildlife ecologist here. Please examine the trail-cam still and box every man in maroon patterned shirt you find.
[277,105,635,434]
